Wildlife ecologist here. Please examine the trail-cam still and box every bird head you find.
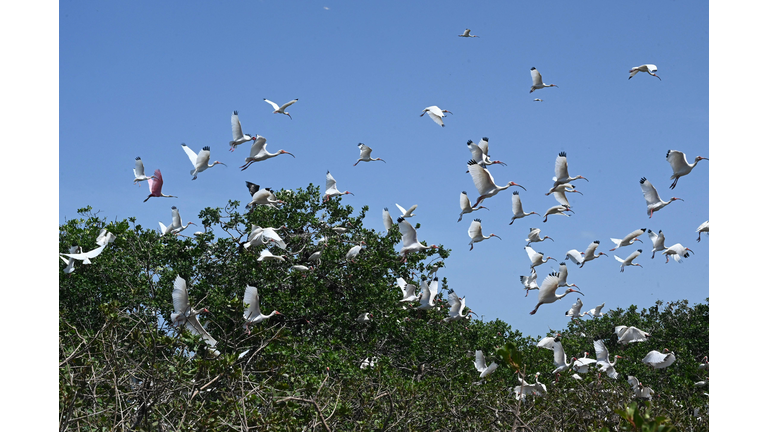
[214,161,227,167]
[508,181,526,191]
[696,156,709,161]
[670,197,683,202]
[280,150,296,158]
[567,288,584,296]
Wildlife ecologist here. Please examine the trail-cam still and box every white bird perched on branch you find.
[526,228,553,246]
[474,350,498,378]
[420,105,452,127]
[696,220,709,242]
[346,241,366,263]
[615,249,643,272]
[356,312,373,323]
[520,268,538,297]
[643,348,676,369]
[640,177,683,218]
[662,243,694,263]
[509,191,539,225]
[159,206,196,236]
[628,64,661,80]
[229,110,257,151]
[417,277,440,310]
[609,228,646,251]
[264,98,298,119]
[551,152,588,190]
[530,272,583,315]
[171,275,219,356]
[458,28,478,37]
[396,277,419,303]
[585,302,606,318]
[397,217,438,262]
[354,143,385,166]
[444,289,472,322]
[323,171,354,202]
[133,157,154,185]
[666,149,708,190]
[530,67,558,93]
[458,191,489,222]
[240,135,295,171]
[395,203,418,219]
[467,138,506,168]
[615,326,651,344]
[542,205,573,223]
[383,208,393,231]
[181,144,226,180]
[526,246,555,270]
[468,219,501,251]
[565,298,586,319]
[594,337,622,379]
[513,376,538,401]
[467,159,526,207]
[647,229,666,259]
[243,285,281,334]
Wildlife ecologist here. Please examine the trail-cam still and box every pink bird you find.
[143,169,177,202]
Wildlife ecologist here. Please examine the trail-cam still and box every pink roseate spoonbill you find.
[398,217,438,262]
[264,98,298,119]
[467,159,526,207]
[395,203,418,218]
[572,351,597,373]
[696,220,709,242]
[551,152,588,189]
[444,289,472,322]
[565,297,586,319]
[615,249,643,272]
[647,229,666,259]
[609,228,646,251]
[474,350,498,379]
[133,157,154,186]
[628,64,661,80]
[585,302,606,318]
[615,326,651,344]
[383,207,393,231]
[662,243,694,263]
[467,138,507,168]
[240,136,295,171]
[229,110,257,151]
[420,105,452,127]
[243,285,281,334]
[458,28,478,37]
[557,262,578,289]
[594,337,621,379]
[171,275,219,356]
[258,248,286,262]
[468,218,501,251]
[520,268,538,297]
[530,67,558,93]
[396,277,419,303]
[640,177,683,218]
[530,272,583,315]
[354,143,385,166]
[356,312,373,323]
[458,191,488,222]
[547,183,583,208]
[181,144,227,180]
[509,191,539,225]
[159,206,196,236]
[666,149,708,189]
[346,240,366,263]
[323,171,354,202]
[417,277,440,310]
[542,205,573,223]
[143,169,177,202]
[60,245,81,274]
[642,348,676,369]
[551,338,573,378]
[526,228,553,246]
[526,246,555,270]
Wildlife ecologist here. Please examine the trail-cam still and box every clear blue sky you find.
[58,2,710,340]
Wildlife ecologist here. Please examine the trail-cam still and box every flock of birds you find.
[60,27,709,402]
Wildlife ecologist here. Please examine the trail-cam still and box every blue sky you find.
[28,0,751,425]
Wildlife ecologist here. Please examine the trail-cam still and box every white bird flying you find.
[565,240,608,268]
[181,143,226,180]
[565,298,586,319]
[395,203,418,218]
[323,171,354,202]
[526,228,553,246]
[383,207,394,231]
[59,241,110,265]
[640,177,683,218]
[396,277,419,303]
[551,152,588,189]
[666,149,708,190]
[642,349,676,369]
[537,335,559,350]
[243,285,281,334]
[171,275,219,356]
[557,262,579,289]
[615,249,643,272]
[530,272,583,315]
[468,219,501,251]
[594,337,621,379]
[628,64,661,80]
[258,248,286,262]
[397,217,438,262]
[95,229,116,246]
[420,105,452,127]
[264,98,298,119]
[458,28,478,37]
[662,243,694,263]
[474,350,498,378]
[551,337,573,376]
[530,67,558,93]
[615,326,651,345]
[542,205,573,223]
[458,191,488,222]
[467,159,526,207]
[133,156,154,185]
[444,289,471,322]
[159,206,196,236]
[525,246,555,270]
[354,143,385,166]
[60,246,82,274]
[647,229,666,259]
[585,302,606,318]
[572,351,597,374]
[520,268,539,297]
[609,228,646,251]
[229,110,256,151]
[467,138,506,168]
[696,220,709,242]
[240,135,295,171]
[534,98,543,102]
[244,182,284,210]
[509,191,539,225]
[417,277,440,310]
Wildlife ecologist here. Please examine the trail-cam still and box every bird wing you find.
[626,250,642,263]
[566,298,583,316]
[512,193,523,215]
[478,137,490,156]
[647,229,659,244]
[553,340,566,365]
[531,68,543,87]
[246,181,260,196]
[552,190,570,207]
[231,111,244,140]
[619,326,649,343]
[666,150,687,174]
[358,143,373,159]
[247,136,268,159]
[264,99,280,111]
[697,220,709,232]
[447,289,461,312]
[474,350,487,372]
[95,229,115,246]
[184,315,218,347]
[558,263,569,285]
[459,192,471,212]
[645,64,658,73]
[640,178,661,206]
[554,153,569,181]
[325,171,337,193]
[171,207,181,229]
[642,350,667,365]
[593,339,609,362]
[623,229,645,243]
[468,219,482,240]
[461,29,470,36]
[427,110,444,126]
[172,275,190,316]
[525,246,538,262]
[279,99,298,110]
[584,241,599,256]
[565,249,583,265]
[243,285,262,319]
[398,219,418,246]
[181,144,199,167]
[467,161,496,196]
[538,273,560,299]
[428,278,439,303]
[383,208,393,230]
[396,277,407,296]
[194,147,211,167]
[537,337,556,350]
[467,141,484,164]
[134,157,146,178]
[262,228,286,249]
[480,362,498,378]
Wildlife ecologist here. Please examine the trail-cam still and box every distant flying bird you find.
[565,240,607,268]
[383,207,393,231]
[643,349,676,369]
[323,171,354,202]
[594,337,621,379]
[395,203,418,218]
[458,28,478,37]
[396,277,419,303]
[662,243,694,263]
[474,350,498,379]
[529,272,583,315]
[467,159,526,207]
[520,268,539,297]
[468,219,501,251]
[628,64,661,80]
[133,157,154,185]
[565,298,586,319]
[444,289,471,322]
[398,217,438,262]
[534,98,543,102]
[240,135,295,171]
[417,277,440,310]
[551,152,588,190]
[229,110,256,151]
[525,246,555,270]
[509,191,539,225]
[666,150,708,190]
[420,105,452,127]
[526,228,553,246]
[354,143,385,166]
[640,177,683,218]
[615,326,651,344]
[181,144,227,180]
[542,205,574,223]
[143,169,177,202]
[585,302,606,318]
[171,275,219,356]
[159,206,196,236]
[458,191,488,222]
[696,220,709,242]
[264,98,298,119]
[615,249,643,272]
[243,285,281,334]
[467,138,506,168]
[647,229,666,259]
[609,228,646,251]
[530,67,558,93]
[546,183,583,208]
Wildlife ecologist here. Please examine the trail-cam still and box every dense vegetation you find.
[59,185,708,431]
